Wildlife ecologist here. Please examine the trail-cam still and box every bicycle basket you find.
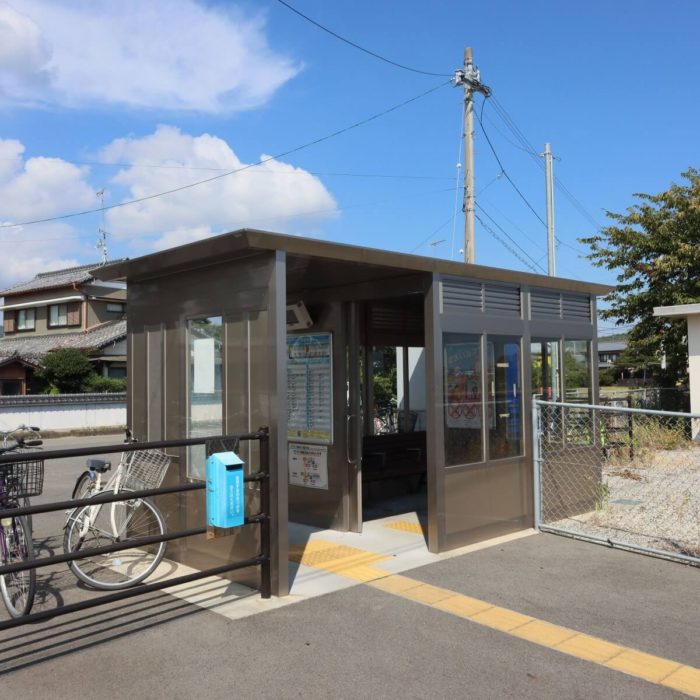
[0,458,44,499]
[122,449,171,491]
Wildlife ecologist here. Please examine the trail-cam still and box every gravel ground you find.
[548,446,700,561]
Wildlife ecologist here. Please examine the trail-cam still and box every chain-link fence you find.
[534,400,700,566]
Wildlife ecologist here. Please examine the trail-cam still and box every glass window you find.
[443,333,483,466]
[17,308,35,330]
[487,335,523,459]
[187,316,223,480]
[49,303,68,327]
[370,346,398,434]
[106,302,125,313]
[563,340,591,402]
[530,340,561,401]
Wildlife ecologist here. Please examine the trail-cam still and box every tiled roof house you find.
[0,262,127,394]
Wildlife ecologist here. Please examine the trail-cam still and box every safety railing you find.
[0,429,271,631]
[534,399,700,567]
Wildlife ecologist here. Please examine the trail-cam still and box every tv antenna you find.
[96,189,108,265]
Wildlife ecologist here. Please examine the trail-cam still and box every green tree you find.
[582,169,700,386]
[36,348,95,394]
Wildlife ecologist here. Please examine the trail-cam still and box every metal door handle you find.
[346,414,355,466]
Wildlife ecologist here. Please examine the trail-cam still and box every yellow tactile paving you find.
[384,521,425,535]
[337,564,388,583]
[555,633,624,664]
[662,666,700,697]
[288,539,700,698]
[368,574,422,595]
[289,540,390,579]
[398,583,455,605]
[432,594,493,618]
[470,605,534,632]
[511,620,577,647]
[606,649,682,683]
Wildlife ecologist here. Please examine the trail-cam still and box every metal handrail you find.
[0,428,272,631]
[534,399,700,420]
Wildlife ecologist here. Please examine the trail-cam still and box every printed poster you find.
[288,443,329,490]
[444,341,482,429]
[287,333,333,444]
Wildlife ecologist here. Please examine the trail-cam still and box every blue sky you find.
[1,0,698,333]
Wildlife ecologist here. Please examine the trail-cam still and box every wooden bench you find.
[362,431,427,492]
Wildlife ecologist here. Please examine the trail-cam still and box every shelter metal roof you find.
[93,229,611,296]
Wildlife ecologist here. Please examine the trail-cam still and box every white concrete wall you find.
[0,394,126,432]
[688,315,700,440]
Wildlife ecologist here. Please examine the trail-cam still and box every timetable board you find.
[287,333,333,444]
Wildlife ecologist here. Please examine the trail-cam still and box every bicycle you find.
[63,433,171,590]
[373,400,398,435]
[0,425,44,618]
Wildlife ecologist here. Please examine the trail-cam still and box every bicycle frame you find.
[76,454,132,540]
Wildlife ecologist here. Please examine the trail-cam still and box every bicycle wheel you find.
[72,471,95,500]
[63,490,166,590]
[0,513,36,618]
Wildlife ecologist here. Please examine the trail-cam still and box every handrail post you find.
[258,426,272,599]
[532,398,542,532]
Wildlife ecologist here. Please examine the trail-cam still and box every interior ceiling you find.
[285,254,425,294]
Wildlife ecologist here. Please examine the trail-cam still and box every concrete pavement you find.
[0,435,698,698]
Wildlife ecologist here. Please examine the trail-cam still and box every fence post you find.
[532,397,542,532]
[258,426,272,599]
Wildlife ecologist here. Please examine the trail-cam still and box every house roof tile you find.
[0,260,126,297]
[0,320,126,362]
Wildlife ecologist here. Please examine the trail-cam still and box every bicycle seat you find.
[86,459,111,473]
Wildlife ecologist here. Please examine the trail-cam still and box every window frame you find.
[16,308,35,331]
[48,302,80,328]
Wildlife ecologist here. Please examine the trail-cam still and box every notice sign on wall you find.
[288,443,329,490]
[287,333,333,444]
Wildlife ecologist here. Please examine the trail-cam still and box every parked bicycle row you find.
[0,426,172,619]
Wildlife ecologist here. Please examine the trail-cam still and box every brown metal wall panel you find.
[287,301,350,530]
[484,283,521,317]
[443,460,531,547]
[146,324,163,441]
[425,275,444,553]
[126,253,275,589]
[562,294,592,321]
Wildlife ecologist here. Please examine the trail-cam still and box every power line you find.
[475,212,539,274]
[0,156,454,181]
[487,96,603,230]
[9,185,459,244]
[475,99,548,229]
[411,214,456,254]
[0,80,451,230]
[450,99,465,260]
[274,0,451,77]
[476,203,546,274]
[478,97,591,257]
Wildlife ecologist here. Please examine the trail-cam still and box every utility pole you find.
[543,143,556,276]
[454,47,491,264]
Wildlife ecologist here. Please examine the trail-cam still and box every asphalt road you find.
[0,435,697,699]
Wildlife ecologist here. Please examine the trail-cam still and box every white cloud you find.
[0,138,94,288]
[0,3,51,100]
[0,128,338,286]
[101,125,338,250]
[0,222,83,290]
[0,152,95,221]
[1,0,300,112]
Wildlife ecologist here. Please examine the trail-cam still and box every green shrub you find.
[84,375,127,393]
[36,349,94,393]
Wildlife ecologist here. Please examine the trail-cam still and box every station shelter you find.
[96,229,608,596]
